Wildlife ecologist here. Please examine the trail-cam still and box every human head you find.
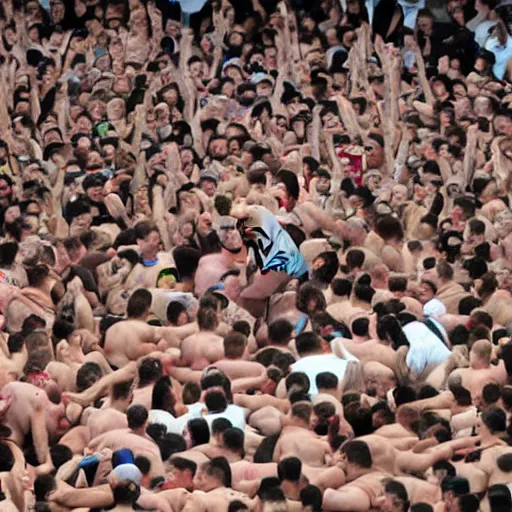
[167,457,197,490]
[223,331,247,359]
[134,220,160,259]
[127,289,152,319]
[126,405,148,431]
[194,457,232,491]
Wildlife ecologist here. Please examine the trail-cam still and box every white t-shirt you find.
[204,404,246,432]
[290,353,358,397]
[150,403,246,433]
[403,321,451,377]
[148,402,204,435]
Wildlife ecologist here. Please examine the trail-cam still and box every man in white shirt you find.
[290,332,360,397]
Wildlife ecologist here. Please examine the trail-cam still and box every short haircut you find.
[346,249,365,270]
[316,372,338,390]
[166,301,187,325]
[157,433,187,461]
[389,277,407,293]
[203,457,232,488]
[127,404,148,430]
[197,307,218,330]
[112,380,133,401]
[458,296,482,316]
[341,440,372,468]
[134,220,158,241]
[268,318,293,345]
[331,278,353,297]
[223,331,247,359]
[138,357,163,387]
[482,382,501,405]
[170,456,197,476]
[295,332,322,356]
[277,456,302,482]
[352,317,369,337]
[291,401,313,424]
[285,372,310,393]
[436,260,454,281]
[76,362,102,392]
[127,289,152,318]
[222,428,244,456]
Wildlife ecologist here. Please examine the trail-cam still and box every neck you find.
[130,314,148,321]
[281,480,300,500]
[318,388,340,399]
[131,427,146,437]
[111,399,128,413]
[471,360,489,370]
[142,251,158,262]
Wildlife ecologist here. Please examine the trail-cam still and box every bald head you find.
[471,339,493,367]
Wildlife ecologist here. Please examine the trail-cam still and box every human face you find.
[166,466,193,490]
[107,99,125,121]
[209,138,228,161]
[366,141,384,168]
[87,185,105,203]
[189,61,204,79]
[201,179,217,197]
[4,206,20,224]
[0,179,12,199]
[378,492,406,512]
[193,468,217,492]
[138,230,161,257]
[178,191,201,214]
[256,81,273,98]
[417,16,433,35]
[418,283,435,304]
[453,84,467,100]
[494,115,512,136]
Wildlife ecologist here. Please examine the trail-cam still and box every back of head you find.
[223,331,247,359]
[127,288,152,318]
[331,278,353,298]
[384,479,409,511]
[76,362,102,392]
[277,456,302,482]
[316,371,338,391]
[126,404,148,430]
[166,301,187,325]
[300,484,323,512]
[222,428,244,457]
[138,357,163,387]
[341,440,373,468]
[436,260,454,281]
[290,401,313,425]
[482,406,507,434]
[488,484,512,512]
[268,318,293,345]
[205,456,232,488]
[295,332,322,356]
[112,480,140,506]
[352,317,369,337]
[197,306,218,331]
[346,249,365,270]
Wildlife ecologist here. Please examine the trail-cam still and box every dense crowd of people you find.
[3,0,512,510]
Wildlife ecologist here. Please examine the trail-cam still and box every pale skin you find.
[104,319,185,368]
[0,381,70,466]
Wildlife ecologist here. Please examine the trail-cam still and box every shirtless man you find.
[449,339,507,406]
[273,401,331,468]
[181,457,254,511]
[171,331,266,385]
[0,381,70,467]
[180,306,224,370]
[88,405,165,480]
[104,289,184,369]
